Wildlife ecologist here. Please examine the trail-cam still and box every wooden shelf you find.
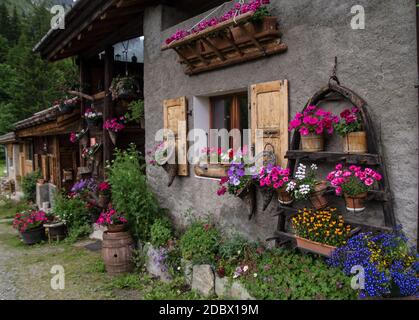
[285,150,380,165]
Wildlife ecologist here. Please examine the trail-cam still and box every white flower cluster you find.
[298,184,311,195]
[310,164,318,171]
[286,181,296,192]
[295,163,306,180]
[85,111,103,119]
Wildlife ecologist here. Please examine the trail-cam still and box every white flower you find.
[243,265,249,272]
[177,266,181,271]
[253,273,258,278]
[237,250,241,255]
[310,164,318,171]
[233,274,239,279]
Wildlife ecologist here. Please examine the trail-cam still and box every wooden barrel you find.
[343,131,367,153]
[102,231,134,275]
[301,133,324,152]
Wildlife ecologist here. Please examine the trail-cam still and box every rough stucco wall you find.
[143,1,418,243]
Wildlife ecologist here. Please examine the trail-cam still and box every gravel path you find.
[0,224,18,300]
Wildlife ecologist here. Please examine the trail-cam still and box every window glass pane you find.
[113,36,144,63]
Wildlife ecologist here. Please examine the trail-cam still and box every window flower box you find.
[194,163,229,178]
[162,11,287,75]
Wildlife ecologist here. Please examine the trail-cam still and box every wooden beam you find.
[103,46,114,166]
[201,38,226,61]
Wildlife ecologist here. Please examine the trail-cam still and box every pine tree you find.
[8,6,21,45]
[0,3,10,40]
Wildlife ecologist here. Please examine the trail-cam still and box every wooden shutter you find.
[251,80,289,168]
[163,97,189,176]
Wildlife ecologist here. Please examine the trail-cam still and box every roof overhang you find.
[0,132,18,144]
[34,0,153,62]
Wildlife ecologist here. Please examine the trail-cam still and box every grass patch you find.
[0,198,29,220]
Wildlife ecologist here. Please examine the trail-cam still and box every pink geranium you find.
[327,164,382,197]
[289,105,339,136]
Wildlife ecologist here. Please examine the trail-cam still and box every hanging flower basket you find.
[277,187,294,205]
[110,76,140,101]
[230,16,279,45]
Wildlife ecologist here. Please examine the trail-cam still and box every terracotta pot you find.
[343,131,368,154]
[20,227,45,245]
[277,187,293,205]
[162,162,178,187]
[102,231,134,275]
[194,163,229,178]
[231,17,279,45]
[310,181,328,210]
[301,133,324,152]
[344,192,368,212]
[107,224,127,233]
[295,236,336,257]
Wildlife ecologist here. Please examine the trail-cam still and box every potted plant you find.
[216,150,257,218]
[84,108,103,127]
[328,228,418,299]
[125,99,145,128]
[334,107,367,153]
[292,207,351,257]
[253,164,293,208]
[12,209,48,245]
[96,207,128,233]
[81,143,102,161]
[289,105,339,152]
[103,116,126,145]
[98,181,111,208]
[58,97,80,114]
[287,163,329,210]
[97,207,134,275]
[109,75,139,100]
[148,141,178,187]
[327,164,382,212]
[69,128,88,145]
[44,214,67,242]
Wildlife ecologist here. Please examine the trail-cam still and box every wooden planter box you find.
[194,163,229,178]
[295,236,336,257]
[162,12,287,75]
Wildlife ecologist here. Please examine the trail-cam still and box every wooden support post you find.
[103,46,114,169]
[201,38,226,61]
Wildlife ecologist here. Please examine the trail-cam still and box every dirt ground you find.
[0,220,142,300]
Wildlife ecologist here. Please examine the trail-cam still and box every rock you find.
[89,223,106,241]
[144,244,172,283]
[230,281,255,300]
[191,264,215,297]
[215,275,230,297]
[182,258,193,285]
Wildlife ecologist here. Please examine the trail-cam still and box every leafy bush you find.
[179,221,221,265]
[126,99,144,123]
[237,248,357,300]
[21,170,40,202]
[54,193,90,230]
[150,217,172,248]
[107,144,160,241]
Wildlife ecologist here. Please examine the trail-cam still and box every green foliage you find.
[0,1,78,135]
[150,217,172,248]
[21,170,40,202]
[235,248,356,300]
[107,143,160,241]
[125,99,144,123]
[341,176,369,196]
[179,221,221,265]
[334,121,362,137]
[53,193,91,242]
